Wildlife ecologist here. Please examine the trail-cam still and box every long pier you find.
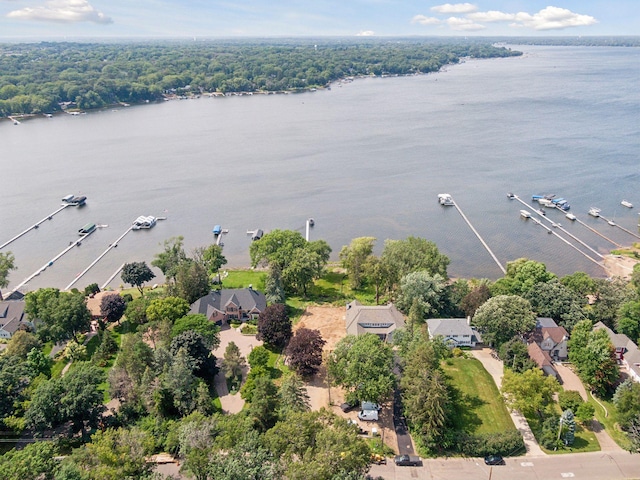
[596,213,640,241]
[574,216,622,248]
[102,263,126,290]
[64,226,134,291]
[10,229,96,293]
[0,205,70,250]
[448,197,506,274]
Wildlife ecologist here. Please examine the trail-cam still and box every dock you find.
[596,212,640,241]
[64,226,134,291]
[0,205,71,250]
[10,228,97,293]
[102,263,126,290]
[443,195,506,274]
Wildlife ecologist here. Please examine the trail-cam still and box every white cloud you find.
[512,6,597,30]
[356,30,375,36]
[431,3,477,14]
[466,10,516,23]
[446,16,485,31]
[7,0,113,24]
[411,14,441,26]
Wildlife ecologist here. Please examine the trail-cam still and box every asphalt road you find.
[368,451,640,480]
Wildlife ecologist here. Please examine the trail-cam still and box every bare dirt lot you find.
[603,254,638,279]
[293,306,399,453]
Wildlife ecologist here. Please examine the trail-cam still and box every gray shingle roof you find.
[190,288,266,317]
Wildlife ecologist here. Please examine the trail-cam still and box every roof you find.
[536,317,558,328]
[190,288,267,317]
[345,301,405,337]
[594,321,640,380]
[426,318,480,341]
[528,342,554,368]
[593,321,631,350]
[0,300,28,335]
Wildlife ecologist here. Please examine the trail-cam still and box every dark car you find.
[393,455,422,467]
[484,454,504,466]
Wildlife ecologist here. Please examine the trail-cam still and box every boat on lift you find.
[520,210,532,218]
[565,213,577,221]
[588,207,601,217]
[437,193,454,206]
[621,200,633,208]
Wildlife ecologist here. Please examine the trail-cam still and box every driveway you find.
[212,324,262,414]
[470,348,545,456]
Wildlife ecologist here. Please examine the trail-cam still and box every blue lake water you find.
[1,45,639,292]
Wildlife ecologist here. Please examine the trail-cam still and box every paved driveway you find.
[212,324,262,414]
[470,348,545,456]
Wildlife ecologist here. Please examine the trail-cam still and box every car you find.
[484,454,504,466]
[340,402,357,413]
[393,454,422,467]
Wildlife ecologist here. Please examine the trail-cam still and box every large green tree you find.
[152,236,188,283]
[327,333,395,404]
[380,236,450,289]
[120,262,155,296]
[501,368,559,420]
[339,236,376,290]
[0,441,60,480]
[257,303,292,348]
[396,271,446,316]
[492,258,556,297]
[524,278,586,330]
[25,289,91,343]
[472,295,536,348]
[0,251,16,301]
[617,300,640,343]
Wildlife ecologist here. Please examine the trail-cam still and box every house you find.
[529,317,569,361]
[345,301,405,343]
[527,342,558,378]
[594,321,640,383]
[0,300,34,339]
[426,318,482,348]
[190,288,267,325]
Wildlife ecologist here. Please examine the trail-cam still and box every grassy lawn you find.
[591,396,632,451]
[222,270,267,290]
[442,357,514,435]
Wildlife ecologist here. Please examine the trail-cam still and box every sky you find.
[0,1,637,39]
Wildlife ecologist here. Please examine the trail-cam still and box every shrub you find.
[454,430,525,456]
[558,390,584,413]
[84,283,100,296]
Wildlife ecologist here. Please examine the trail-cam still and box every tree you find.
[561,271,596,298]
[0,355,33,426]
[499,336,537,373]
[587,278,636,330]
[491,258,556,297]
[121,262,155,296]
[194,244,227,278]
[146,296,190,324]
[363,255,391,305]
[501,368,559,420]
[165,348,200,416]
[328,334,395,404]
[460,283,491,318]
[472,295,536,348]
[171,260,210,304]
[617,300,640,343]
[285,328,325,377]
[257,303,292,348]
[207,431,283,480]
[524,278,586,330]
[171,314,220,349]
[249,229,307,272]
[247,375,279,431]
[170,330,217,381]
[221,341,246,390]
[278,373,310,418]
[0,441,60,480]
[339,237,376,290]
[396,271,446,316]
[0,251,16,301]
[25,289,91,343]
[100,293,126,326]
[568,322,619,397]
[152,236,188,283]
[124,296,152,325]
[264,265,285,305]
[559,409,576,446]
[575,402,595,425]
[558,390,584,413]
[4,330,41,359]
[380,236,450,289]
[613,380,640,429]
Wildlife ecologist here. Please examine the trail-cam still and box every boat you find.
[588,207,601,217]
[565,213,577,221]
[507,192,515,199]
[78,223,96,235]
[62,194,87,206]
[307,218,315,227]
[622,200,633,208]
[132,216,157,230]
[538,198,555,208]
[212,225,222,235]
[536,209,546,216]
[520,210,532,218]
[608,220,616,226]
[251,229,263,241]
[437,193,454,206]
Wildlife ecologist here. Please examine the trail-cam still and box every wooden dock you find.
[0,204,71,250]
[64,226,134,291]
[447,196,506,274]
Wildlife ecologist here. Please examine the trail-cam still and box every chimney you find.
[467,316,471,326]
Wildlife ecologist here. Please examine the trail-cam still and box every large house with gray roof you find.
[0,300,34,339]
[190,288,267,325]
[594,321,640,383]
[345,301,405,343]
[426,318,482,348]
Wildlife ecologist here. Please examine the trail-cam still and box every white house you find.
[426,318,482,348]
[345,301,405,343]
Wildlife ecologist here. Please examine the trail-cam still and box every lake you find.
[1,45,639,292]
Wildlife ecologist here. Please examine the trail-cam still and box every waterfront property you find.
[190,287,266,325]
[594,321,640,383]
[529,317,569,361]
[426,318,482,348]
[0,299,34,339]
[345,301,405,343]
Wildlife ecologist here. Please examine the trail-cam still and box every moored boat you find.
[565,213,576,221]
[133,216,157,230]
[62,194,87,206]
[621,200,633,208]
[78,223,96,235]
[520,210,532,218]
[437,193,454,206]
[212,225,222,235]
[588,207,601,217]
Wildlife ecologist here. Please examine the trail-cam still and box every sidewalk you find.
[470,348,545,456]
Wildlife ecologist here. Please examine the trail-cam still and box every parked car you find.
[394,455,422,467]
[484,454,504,465]
[340,402,356,413]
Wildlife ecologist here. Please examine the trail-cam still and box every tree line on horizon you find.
[0,39,520,116]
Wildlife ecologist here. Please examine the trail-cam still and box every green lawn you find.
[442,357,515,435]
[591,396,632,451]
[222,270,267,290]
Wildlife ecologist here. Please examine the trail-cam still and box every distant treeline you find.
[0,39,521,116]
